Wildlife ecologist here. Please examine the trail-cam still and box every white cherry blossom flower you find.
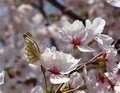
[32,13,44,25]
[41,47,80,84]
[85,17,113,49]
[60,20,95,52]
[18,4,33,15]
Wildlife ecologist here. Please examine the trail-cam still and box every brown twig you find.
[71,51,103,74]
[31,0,47,18]
[55,83,64,93]
[47,0,85,24]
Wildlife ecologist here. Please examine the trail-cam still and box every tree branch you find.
[31,0,47,18]
[47,0,85,24]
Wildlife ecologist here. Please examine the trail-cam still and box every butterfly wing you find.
[23,32,41,64]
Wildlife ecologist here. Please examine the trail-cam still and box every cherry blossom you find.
[85,17,113,49]
[41,47,80,84]
[0,0,120,93]
[60,20,95,52]
[69,72,85,93]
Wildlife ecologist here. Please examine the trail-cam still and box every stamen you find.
[71,37,81,48]
[49,65,60,75]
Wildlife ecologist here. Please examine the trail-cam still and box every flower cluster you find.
[25,17,119,93]
[0,0,120,93]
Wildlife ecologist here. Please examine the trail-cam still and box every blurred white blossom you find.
[106,0,120,7]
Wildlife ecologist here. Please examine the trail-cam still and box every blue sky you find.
[44,0,64,13]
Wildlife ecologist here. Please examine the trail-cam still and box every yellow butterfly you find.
[23,32,41,64]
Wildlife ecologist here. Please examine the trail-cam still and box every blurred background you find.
[0,0,120,93]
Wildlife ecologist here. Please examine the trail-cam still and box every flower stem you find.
[50,84,54,93]
[41,65,48,93]
[55,83,64,93]
[43,73,48,93]
[76,51,103,72]
[62,86,87,93]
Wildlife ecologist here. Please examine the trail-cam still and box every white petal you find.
[61,21,72,35]
[92,17,105,35]
[96,37,103,46]
[76,91,86,93]
[100,34,113,45]
[97,34,113,49]
[31,86,44,93]
[85,19,92,29]
[50,74,69,84]
[80,32,88,42]
[106,0,120,7]
[72,20,84,32]
[0,71,4,85]
[114,86,120,92]
[62,20,71,28]
[117,62,120,68]
[59,31,72,42]
[60,58,80,74]
[77,45,95,52]
[29,64,38,68]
